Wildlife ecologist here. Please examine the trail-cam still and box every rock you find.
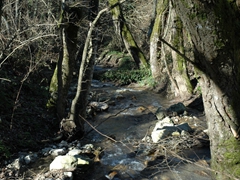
[7,158,22,170]
[89,101,109,111]
[42,147,52,156]
[151,127,178,142]
[74,155,91,165]
[151,117,193,143]
[152,117,174,132]
[167,102,186,115]
[50,148,67,156]
[24,153,38,164]
[58,140,68,148]
[63,172,73,180]
[172,131,181,136]
[49,155,78,171]
[67,148,82,156]
[176,123,193,132]
[155,107,167,120]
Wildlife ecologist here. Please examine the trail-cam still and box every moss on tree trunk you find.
[173,0,240,179]
[149,0,169,79]
[108,0,148,68]
[48,3,81,119]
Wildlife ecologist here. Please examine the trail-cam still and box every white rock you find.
[151,128,176,143]
[49,155,78,171]
[151,118,193,142]
[172,131,180,136]
[152,117,174,132]
[64,172,73,180]
[76,156,90,165]
[7,158,21,169]
[50,148,67,156]
[67,149,82,156]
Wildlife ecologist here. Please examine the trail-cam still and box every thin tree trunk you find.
[69,2,105,137]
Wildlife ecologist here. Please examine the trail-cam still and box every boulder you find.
[151,117,193,143]
[152,127,178,142]
[167,102,186,115]
[50,155,78,171]
[50,155,91,171]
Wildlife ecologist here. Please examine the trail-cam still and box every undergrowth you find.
[100,69,152,85]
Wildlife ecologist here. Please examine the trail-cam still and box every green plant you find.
[118,56,136,70]
[139,76,157,88]
[100,69,151,85]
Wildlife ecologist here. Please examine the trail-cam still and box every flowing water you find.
[79,82,211,180]
[22,80,211,180]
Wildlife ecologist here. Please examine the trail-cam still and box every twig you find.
[85,106,130,135]
[80,114,133,152]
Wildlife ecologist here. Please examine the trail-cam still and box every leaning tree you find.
[149,0,240,179]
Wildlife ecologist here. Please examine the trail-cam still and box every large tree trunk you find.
[108,0,148,68]
[173,1,240,179]
[149,0,168,79]
[48,1,81,119]
[150,0,193,98]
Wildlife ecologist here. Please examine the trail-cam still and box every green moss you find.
[172,17,193,94]
[47,66,58,108]
[214,136,240,178]
[150,0,169,40]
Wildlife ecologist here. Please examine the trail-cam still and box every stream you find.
[4,79,211,180]
[78,81,211,180]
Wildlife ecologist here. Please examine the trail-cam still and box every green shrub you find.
[101,69,151,85]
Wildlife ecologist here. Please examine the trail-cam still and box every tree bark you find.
[0,0,2,29]
[149,0,168,79]
[150,0,193,98]
[69,1,103,138]
[108,0,148,69]
[48,1,81,119]
[173,1,240,179]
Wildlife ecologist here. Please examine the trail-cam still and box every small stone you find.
[172,131,180,136]
[50,148,67,156]
[42,147,52,156]
[64,172,73,180]
[67,149,82,156]
[176,123,193,132]
[58,141,68,147]
[24,154,38,164]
